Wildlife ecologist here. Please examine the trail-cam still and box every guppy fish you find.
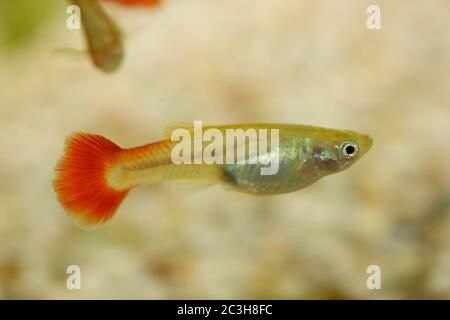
[70,0,124,72]
[54,123,372,228]
[69,0,160,72]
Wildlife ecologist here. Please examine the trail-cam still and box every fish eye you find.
[340,140,358,159]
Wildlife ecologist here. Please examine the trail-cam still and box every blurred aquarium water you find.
[0,0,58,51]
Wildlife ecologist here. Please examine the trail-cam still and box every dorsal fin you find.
[162,121,200,139]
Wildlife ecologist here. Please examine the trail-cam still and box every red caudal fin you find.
[101,0,161,7]
[53,133,131,229]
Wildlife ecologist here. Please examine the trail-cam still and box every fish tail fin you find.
[53,133,132,229]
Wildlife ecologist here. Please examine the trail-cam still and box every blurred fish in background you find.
[0,0,160,72]
[69,0,124,72]
[67,0,161,72]
[0,0,449,299]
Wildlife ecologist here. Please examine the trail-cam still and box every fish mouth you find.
[357,134,373,157]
